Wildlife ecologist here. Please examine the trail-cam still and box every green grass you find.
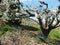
[21,21,60,45]
[0,25,16,31]
[34,37,43,43]
[49,29,60,40]
[0,20,60,44]
[0,25,16,36]
[22,21,60,40]
[21,22,41,33]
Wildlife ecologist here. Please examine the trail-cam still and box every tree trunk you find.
[41,28,51,38]
[38,18,51,38]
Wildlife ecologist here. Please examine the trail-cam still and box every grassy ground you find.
[0,25,16,37]
[21,21,60,40]
[21,21,60,45]
[49,29,60,40]
[0,20,60,45]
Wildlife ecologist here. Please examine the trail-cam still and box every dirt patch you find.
[0,31,43,45]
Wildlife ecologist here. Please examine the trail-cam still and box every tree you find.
[25,1,60,38]
[58,0,60,2]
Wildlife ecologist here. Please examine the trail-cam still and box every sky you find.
[19,0,60,20]
[20,0,60,10]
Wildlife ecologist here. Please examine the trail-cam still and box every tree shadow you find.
[20,25,39,31]
[5,22,39,31]
[54,40,60,45]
